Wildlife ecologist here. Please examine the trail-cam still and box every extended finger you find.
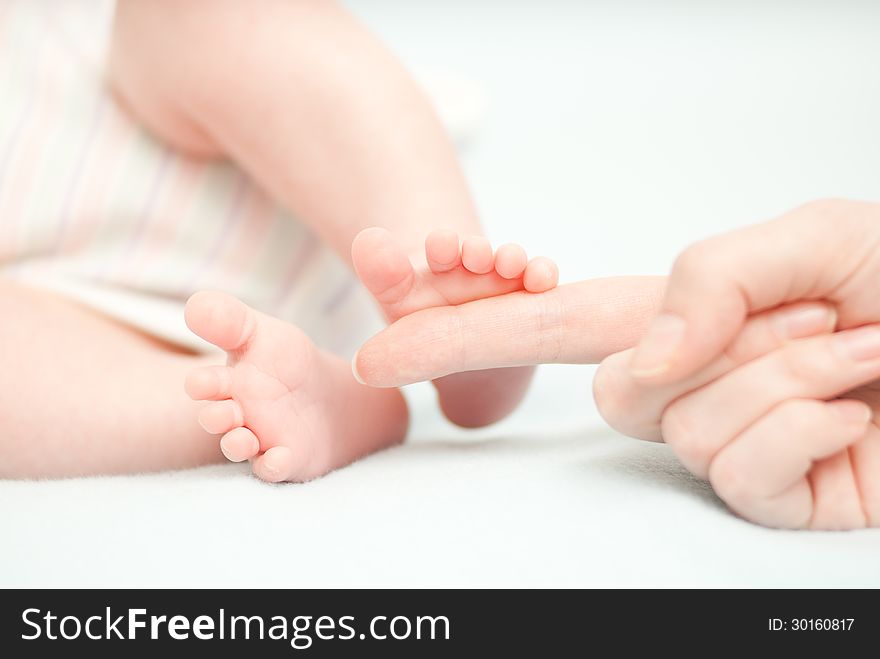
[354,276,665,386]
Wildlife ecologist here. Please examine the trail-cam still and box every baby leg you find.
[110,0,542,428]
[0,280,221,478]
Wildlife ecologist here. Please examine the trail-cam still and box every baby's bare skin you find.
[0,280,222,479]
[183,234,556,482]
[0,0,571,480]
[104,0,558,480]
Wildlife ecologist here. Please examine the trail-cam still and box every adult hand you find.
[597,199,880,529]
[595,303,880,529]
[355,199,880,529]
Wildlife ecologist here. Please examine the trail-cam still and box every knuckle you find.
[592,357,634,432]
[661,403,711,471]
[445,307,467,374]
[593,353,665,441]
[777,340,834,385]
[787,198,878,260]
[854,431,880,528]
[708,452,755,509]
[801,197,844,216]
[793,198,850,234]
[775,398,821,428]
[671,240,716,281]
[792,197,856,225]
[720,309,788,367]
[534,292,566,363]
[860,478,880,529]
[721,331,758,366]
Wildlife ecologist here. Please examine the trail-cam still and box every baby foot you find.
[352,228,558,323]
[184,291,407,482]
[351,228,558,427]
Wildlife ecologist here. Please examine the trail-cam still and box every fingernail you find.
[772,304,837,339]
[219,440,234,462]
[351,352,366,385]
[828,400,873,425]
[630,313,686,378]
[832,326,880,362]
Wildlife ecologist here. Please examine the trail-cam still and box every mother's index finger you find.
[354,276,665,387]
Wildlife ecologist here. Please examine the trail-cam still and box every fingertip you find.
[357,310,457,387]
[827,399,873,427]
[769,301,838,341]
[352,339,394,387]
[351,351,366,385]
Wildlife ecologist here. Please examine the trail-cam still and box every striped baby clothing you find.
[0,0,378,355]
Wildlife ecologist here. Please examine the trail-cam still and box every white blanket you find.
[4,377,879,587]
[3,0,880,588]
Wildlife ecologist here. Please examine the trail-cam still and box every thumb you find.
[354,276,665,387]
[629,199,879,382]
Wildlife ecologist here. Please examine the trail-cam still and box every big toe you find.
[185,291,257,351]
[351,227,416,309]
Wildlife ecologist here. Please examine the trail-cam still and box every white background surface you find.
[3,0,880,587]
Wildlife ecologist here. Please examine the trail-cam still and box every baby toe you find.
[494,243,528,279]
[461,236,494,274]
[523,257,559,292]
[198,399,244,435]
[425,229,461,273]
[184,365,232,401]
[220,427,260,463]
